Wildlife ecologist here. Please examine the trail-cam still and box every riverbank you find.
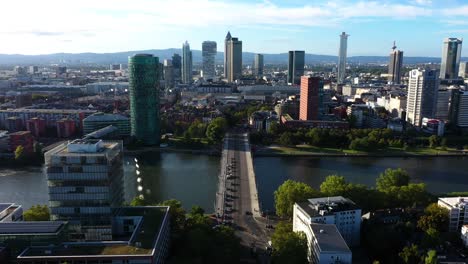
[124,146,221,156]
[254,145,468,157]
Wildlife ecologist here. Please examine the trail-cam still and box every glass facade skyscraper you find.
[226,36,242,83]
[182,41,193,84]
[128,54,160,145]
[254,54,264,77]
[338,32,349,84]
[388,42,403,84]
[202,41,217,80]
[440,38,463,80]
[287,51,305,85]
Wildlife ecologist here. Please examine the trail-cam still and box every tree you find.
[23,205,50,221]
[14,145,25,160]
[421,228,441,249]
[158,199,186,233]
[417,203,449,232]
[428,135,440,149]
[399,244,421,264]
[271,221,308,264]
[189,205,205,216]
[130,196,147,206]
[376,168,410,191]
[206,117,228,142]
[279,132,295,146]
[425,250,437,264]
[320,175,348,196]
[274,180,320,218]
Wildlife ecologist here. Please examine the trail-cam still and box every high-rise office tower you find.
[128,54,160,145]
[45,139,124,241]
[202,41,217,80]
[172,53,182,83]
[337,32,349,84]
[225,34,242,83]
[224,31,232,77]
[287,51,305,85]
[406,68,439,127]
[254,54,264,77]
[182,41,193,84]
[299,76,324,121]
[388,41,404,84]
[459,61,468,78]
[449,89,468,128]
[440,38,463,80]
[164,59,174,89]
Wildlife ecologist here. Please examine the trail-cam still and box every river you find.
[0,153,467,212]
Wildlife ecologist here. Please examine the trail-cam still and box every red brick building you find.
[9,131,34,154]
[26,118,46,137]
[299,76,323,121]
[56,119,76,138]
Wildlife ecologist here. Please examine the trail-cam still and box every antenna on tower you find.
[392,41,397,51]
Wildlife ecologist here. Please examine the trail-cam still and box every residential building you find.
[26,117,46,137]
[449,89,468,128]
[15,93,32,108]
[9,131,34,154]
[249,111,278,132]
[300,76,324,121]
[388,42,403,84]
[7,117,23,132]
[56,66,67,75]
[440,38,463,79]
[0,131,9,152]
[163,59,174,89]
[281,115,349,130]
[56,118,76,138]
[459,61,468,78]
[83,112,131,137]
[337,32,349,84]
[406,68,439,127]
[202,41,217,80]
[438,197,468,232]
[226,34,242,82]
[462,225,468,248]
[128,54,160,145]
[28,66,38,74]
[293,196,361,247]
[44,139,124,241]
[172,53,182,83]
[307,224,352,264]
[254,54,264,77]
[182,41,193,84]
[288,51,305,85]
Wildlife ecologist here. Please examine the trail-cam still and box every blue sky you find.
[1,0,468,56]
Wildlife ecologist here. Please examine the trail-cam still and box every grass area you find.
[24,245,151,256]
[259,144,463,156]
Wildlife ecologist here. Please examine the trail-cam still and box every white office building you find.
[438,197,468,232]
[307,224,352,264]
[293,196,361,247]
[406,68,439,127]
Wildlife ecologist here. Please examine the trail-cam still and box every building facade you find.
[449,89,468,128]
[202,41,217,80]
[299,76,324,121]
[440,38,463,80]
[438,197,468,232]
[182,41,193,84]
[337,32,349,84]
[45,139,124,241]
[288,51,305,85]
[254,54,264,77]
[172,53,182,84]
[83,113,131,137]
[128,54,160,145]
[459,61,468,78]
[226,35,242,83]
[406,68,439,127]
[388,42,403,84]
[163,59,174,89]
[308,224,352,264]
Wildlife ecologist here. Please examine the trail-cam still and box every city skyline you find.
[2,0,468,56]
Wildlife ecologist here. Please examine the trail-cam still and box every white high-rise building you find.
[406,68,439,127]
[438,197,468,232]
[337,32,349,84]
[182,41,193,84]
[459,62,468,78]
[440,38,463,80]
[202,41,217,80]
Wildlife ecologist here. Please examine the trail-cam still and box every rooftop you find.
[83,113,129,122]
[310,224,351,253]
[45,140,121,158]
[0,222,66,235]
[0,109,95,114]
[438,197,468,208]
[297,196,359,218]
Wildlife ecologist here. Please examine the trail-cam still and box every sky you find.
[1,0,468,57]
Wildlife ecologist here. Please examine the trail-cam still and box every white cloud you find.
[441,5,468,16]
[411,0,432,6]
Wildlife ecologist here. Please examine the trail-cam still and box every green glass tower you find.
[128,54,160,145]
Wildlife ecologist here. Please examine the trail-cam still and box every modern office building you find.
[435,88,453,121]
[307,224,352,264]
[388,42,404,84]
[172,53,182,83]
[224,31,232,78]
[253,54,264,77]
[406,68,439,127]
[45,139,124,241]
[293,196,361,247]
[128,54,160,145]
[440,38,463,80]
[202,41,217,80]
[182,41,193,84]
[460,62,468,78]
[163,59,174,89]
[287,51,305,85]
[337,32,349,84]
[225,34,243,82]
[438,197,468,232]
[83,112,131,137]
[449,89,468,128]
[299,76,324,121]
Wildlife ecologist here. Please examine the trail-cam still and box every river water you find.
[0,153,467,212]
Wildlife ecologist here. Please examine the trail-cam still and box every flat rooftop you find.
[297,196,359,218]
[310,224,351,253]
[0,222,65,235]
[439,197,468,208]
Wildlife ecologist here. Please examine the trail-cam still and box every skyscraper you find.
[449,89,468,128]
[163,59,174,89]
[224,31,232,77]
[388,41,404,84]
[287,51,305,85]
[182,41,193,84]
[202,41,217,80]
[225,35,242,82]
[253,54,264,77]
[45,139,124,241]
[299,76,324,121]
[459,61,468,78]
[406,68,439,127]
[440,38,463,80]
[128,54,160,145]
[172,53,182,83]
[337,32,349,84]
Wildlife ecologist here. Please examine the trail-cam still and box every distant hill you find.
[0,49,455,65]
